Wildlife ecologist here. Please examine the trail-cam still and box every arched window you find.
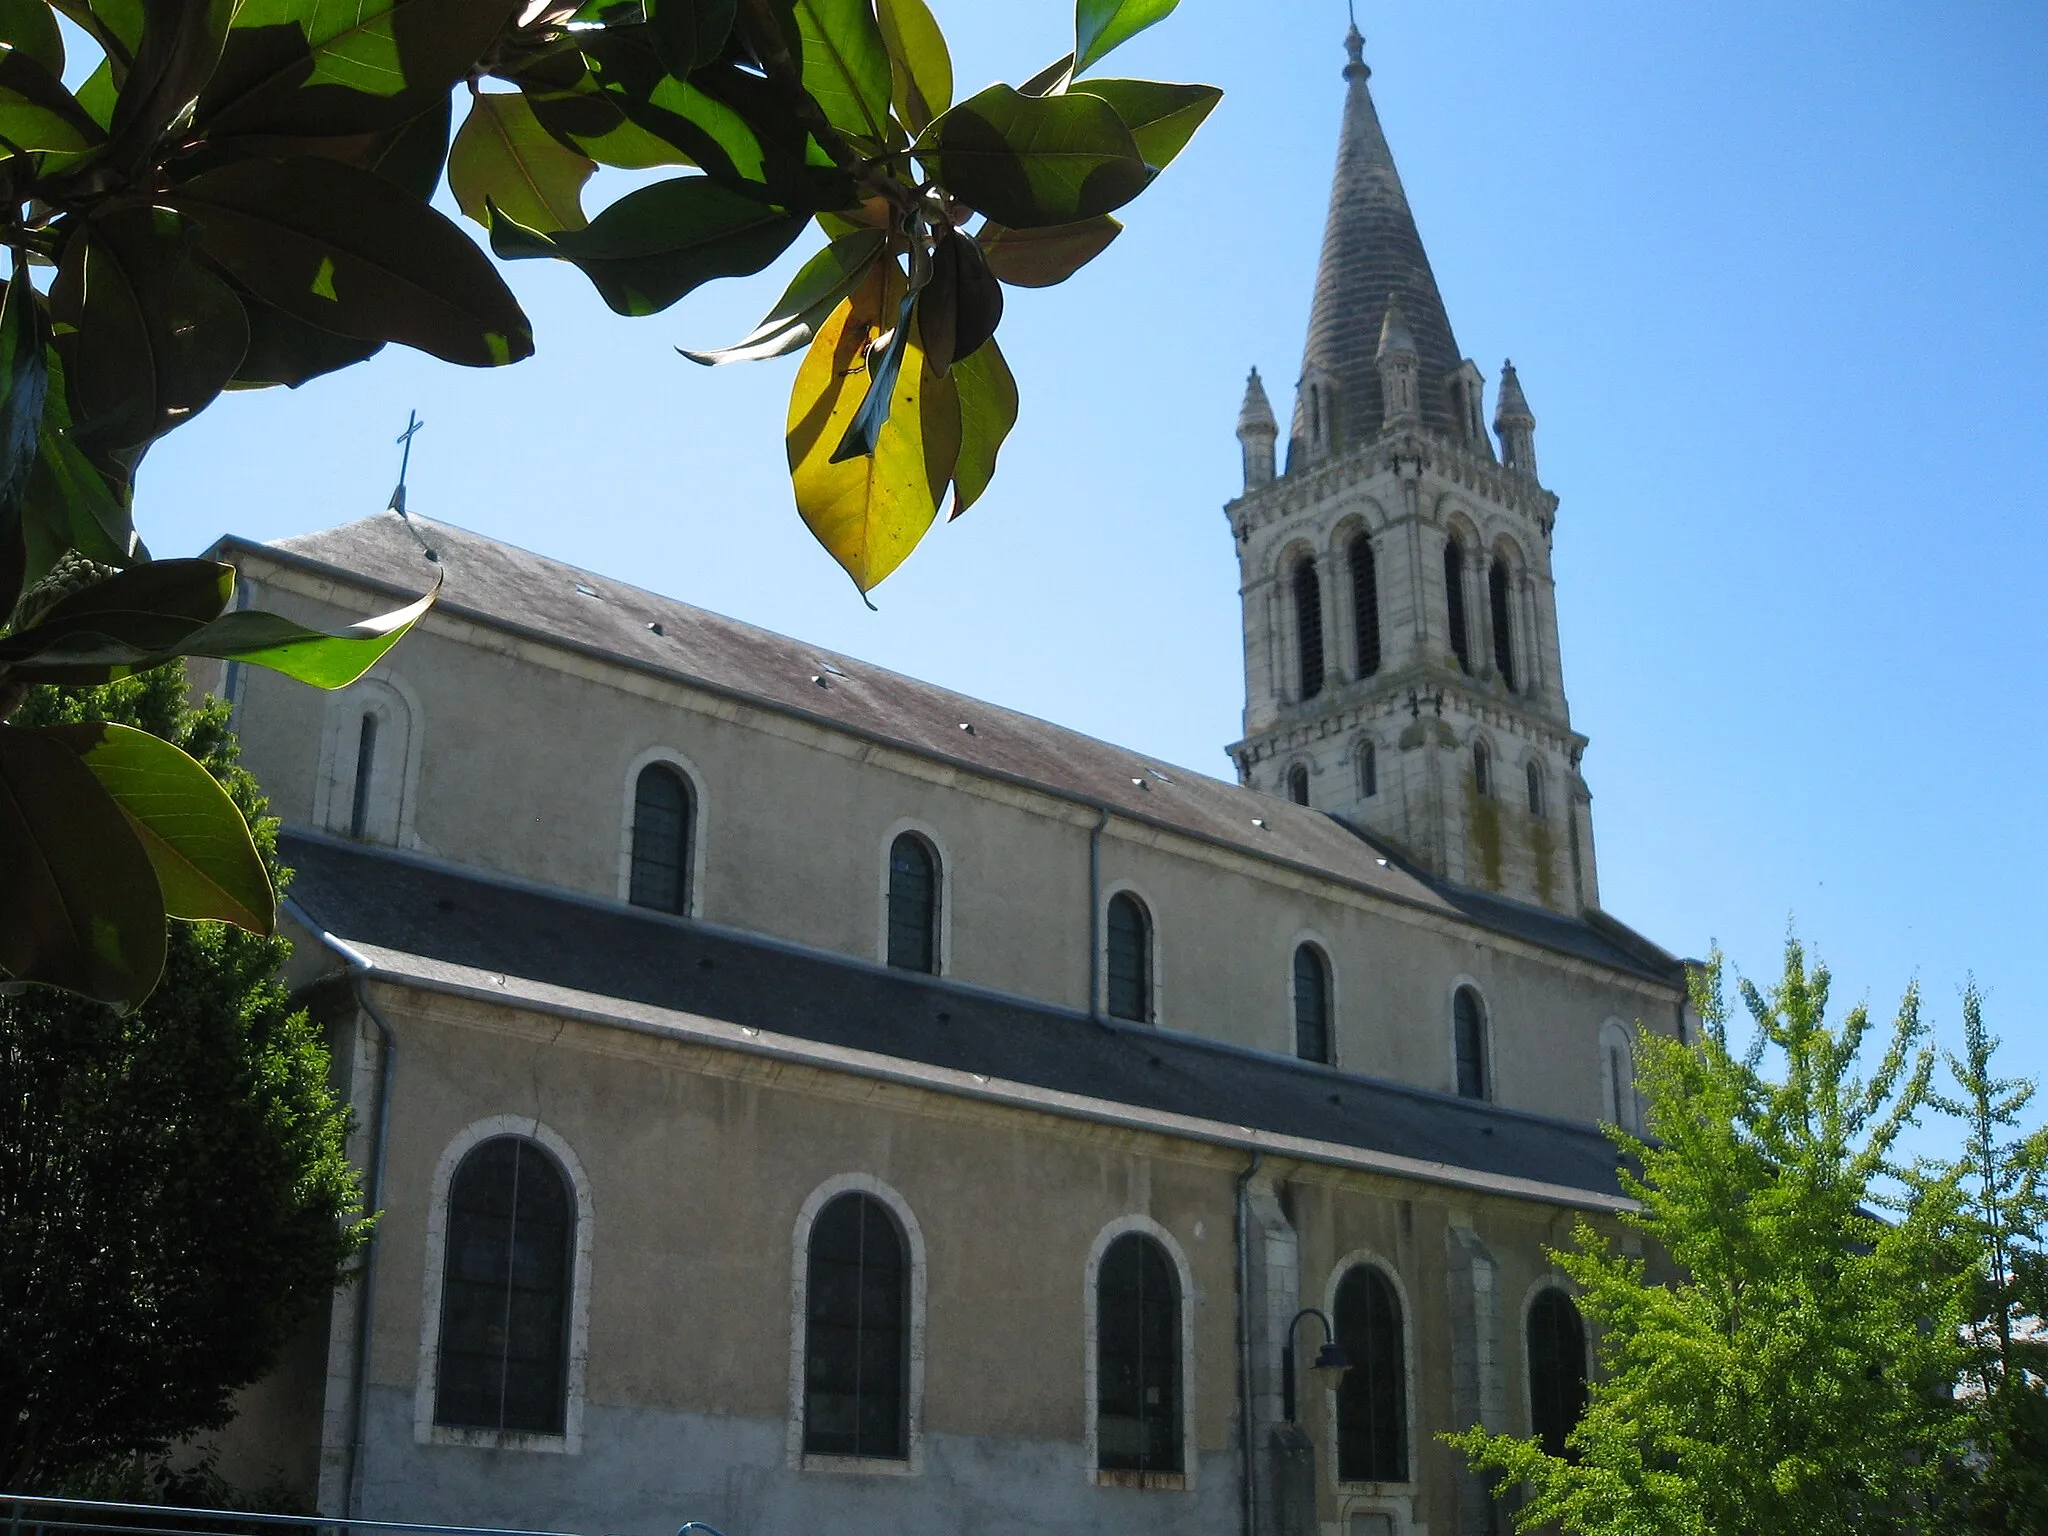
[886,832,939,973]
[1288,764,1310,806]
[803,1193,909,1460]
[1526,760,1544,816]
[1601,1021,1640,1133]
[1359,743,1378,799]
[1454,986,1488,1100]
[1473,740,1492,798]
[1349,535,1381,677]
[629,763,693,914]
[1335,1264,1407,1483]
[348,712,379,840]
[1444,535,1471,673]
[1105,892,1152,1023]
[1293,558,1324,699]
[1528,1289,1589,1460]
[1489,557,1517,689]
[1293,944,1331,1064]
[433,1137,574,1434]
[1095,1233,1183,1474]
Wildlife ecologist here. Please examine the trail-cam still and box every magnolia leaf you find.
[0,271,49,617]
[919,83,1149,230]
[787,267,960,593]
[875,0,949,134]
[1074,0,1178,75]
[450,89,595,233]
[230,282,384,388]
[646,0,736,74]
[948,334,1016,519]
[0,725,165,1011]
[491,177,810,317]
[977,214,1122,287]
[167,155,534,368]
[1066,78,1220,170]
[0,0,65,76]
[1018,52,1074,97]
[680,227,885,365]
[171,578,439,686]
[793,0,892,144]
[916,226,1001,376]
[0,43,104,152]
[107,0,235,164]
[43,721,273,932]
[830,286,913,463]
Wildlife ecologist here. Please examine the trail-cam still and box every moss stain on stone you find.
[1530,818,1557,908]
[1464,778,1503,889]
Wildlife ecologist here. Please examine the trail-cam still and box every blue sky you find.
[137,4,2047,1140]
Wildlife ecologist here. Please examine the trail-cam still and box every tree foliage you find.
[0,0,1218,1006]
[1447,939,1974,1536]
[0,663,365,1493]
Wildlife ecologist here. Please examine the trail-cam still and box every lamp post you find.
[1281,1307,1351,1422]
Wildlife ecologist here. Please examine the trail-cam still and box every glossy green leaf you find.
[1,559,232,664]
[793,0,892,144]
[172,579,437,686]
[43,721,273,932]
[0,0,66,76]
[1018,52,1073,97]
[0,274,48,546]
[915,226,1001,376]
[525,79,693,171]
[20,351,141,585]
[1066,78,1219,170]
[229,282,384,388]
[948,334,1016,518]
[50,0,140,65]
[646,0,736,74]
[450,89,594,233]
[977,214,1121,287]
[680,227,884,365]
[0,724,165,1010]
[875,0,949,133]
[919,83,1148,230]
[0,43,105,152]
[107,0,235,164]
[491,176,810,317]
[1073,0,1177,75]
[167,154,534,368]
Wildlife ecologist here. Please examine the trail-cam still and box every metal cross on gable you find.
[388,409,425,516]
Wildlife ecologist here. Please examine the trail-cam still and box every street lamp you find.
[1281,1307,1350,1422]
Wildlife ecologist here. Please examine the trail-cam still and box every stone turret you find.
[1236,367,1277,491]
[1374,296,1421,428]
[1495,360,1537,478]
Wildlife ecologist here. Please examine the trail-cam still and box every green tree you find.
[1928,982,2048,1532]
[0,663,365,1492]
[1447,940,1972,1536]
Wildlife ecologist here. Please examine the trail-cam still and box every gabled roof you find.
[282,833,1637,1209]
[1291,26,1466,453]
[219,510,1680,986]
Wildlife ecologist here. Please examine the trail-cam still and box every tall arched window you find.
[1528,1289,1589,1460]
[1454,986,1488,1100]
[803,1193,909,1460]
[1287,764,1310,806]
[886,832,939,973]
[1489,557,1517,689]
[629,763,693,914]
[434,1137,574,1434]
[1335,1264,1407,1483]
[1095,1233,1183,1474]
[1359,743,1378,798]
[1293,558,1324,699]
[1473,740,1492,798]
[1293,944,1331,1064]
[1349,535,1381,677]
[1105,892,1152,1023]
[1601,1021,1640,1133]
[1526,760,1544,816]
[348,712,379,840]
[1444,535,1472,673]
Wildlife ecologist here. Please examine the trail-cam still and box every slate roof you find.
[219,510,1680,987]
[1291,27,1466,455]
[282,833,1635,1205]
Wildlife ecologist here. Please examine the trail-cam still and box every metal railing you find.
[0,1498,723,1536]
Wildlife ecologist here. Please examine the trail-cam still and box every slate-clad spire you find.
[1289,24,1465,458]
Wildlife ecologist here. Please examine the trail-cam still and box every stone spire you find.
[1288,23,1464,461]
[1236,366,1277,490]
[1494,358,1537,477]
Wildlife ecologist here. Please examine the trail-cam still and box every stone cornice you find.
[1224,427,1559,542]
[1230,664,1587,768]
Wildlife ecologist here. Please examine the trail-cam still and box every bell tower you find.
[1225,25,1599,915]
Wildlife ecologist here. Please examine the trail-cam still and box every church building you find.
[210,27,1689,1536]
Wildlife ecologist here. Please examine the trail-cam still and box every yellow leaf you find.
[449,90,594,233]
[787,265,960,593]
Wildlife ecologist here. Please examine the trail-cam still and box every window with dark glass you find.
[1444,536,1471,673]
[1293,559,1324,699]
[886,833,939,973]
[804,1193,909,1460]
[629,763,692,913]
[1526,761,1544,816]
[1528,1289,1589,1459]
[1474,740,1492,798]
[1335,1264,1407,1483]
[1288,764,1310,806]
[1489,557,1517,689]
[349,713,379,840]
[1105,892,1151,1023]
[1360,743,1377,798]
[434,1137,574,1435]
[1293,944,1331,1064]
[1454,986,1488,1100]
[1350,535,1381,677]
[1096,1233,1182,1474]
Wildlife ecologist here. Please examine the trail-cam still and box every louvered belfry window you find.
[1489,557,1516,689]
[804,1193,909,1460]
[1293,558,1325,699]
[1335,1264,1407,1483]
[1444,536,1472,673]
[886,833,939,973]
[1454,986,1488,1100]
[434,1137,574,1434]
[1096,1233,1183,1473]
[1528,1289,1590,1459]
[1105,893,1151,1022]
[1350,535,1382,677]
[1293,944,1331,1064]
[629,763,692,913]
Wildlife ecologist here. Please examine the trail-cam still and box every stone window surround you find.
[1518,1274,1595,1442]
[1446,976,1496,1102]
[314,671,423,850]
[1321,1245,1420,1522]
[875,818,953,976]
[1081,1214,1199,1492]
[1599,1018,1641,1134]
[615,745,709,919]
[1286,928,1341,1068]
[1098,879,1163,1027]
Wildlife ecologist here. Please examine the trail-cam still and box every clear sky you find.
[137,4,2047,1143]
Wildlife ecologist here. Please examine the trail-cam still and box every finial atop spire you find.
[1236,366,1278,491]
[1237,366,1276,429]
[1494,359,1537,477]
[388,409,424,517]
[1343,18,1367,80]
